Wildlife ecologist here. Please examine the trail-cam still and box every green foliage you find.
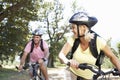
[102,57,114,68]
[117,43,120,60]
[0,0,40,64]
[117,43,120,55]
[49,41,65,58]
[37,0,70,67]
[0,68,30,80]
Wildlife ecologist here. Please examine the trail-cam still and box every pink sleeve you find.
[43,40,49,49]
[24,41,32,53]
[43,40,49,55]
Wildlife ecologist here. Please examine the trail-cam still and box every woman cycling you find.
[58,11,120,80]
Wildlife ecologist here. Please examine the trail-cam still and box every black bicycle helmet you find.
[69,11,98,28]
[32,29,43,36]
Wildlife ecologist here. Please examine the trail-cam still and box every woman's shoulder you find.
[96,36,107,50]
[67,35,75,41]
[97,36,106,43]
[67,35,76,46]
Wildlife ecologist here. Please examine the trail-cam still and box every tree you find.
[117,43,120,58]
[40,0,86,67]
[37,0,70,67]
[0,0,41,64]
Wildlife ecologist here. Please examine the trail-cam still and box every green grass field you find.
[0,68,30,80]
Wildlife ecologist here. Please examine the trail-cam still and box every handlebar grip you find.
[78,63,88,70]
[16,66,19,70]
[66,62,70,66]
[113,68,120,76]
[113,71,120,76]
[23,64,30,70]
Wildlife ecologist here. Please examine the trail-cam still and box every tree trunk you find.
[47,54,54,68]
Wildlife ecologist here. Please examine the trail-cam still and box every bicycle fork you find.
[32,65,43,80]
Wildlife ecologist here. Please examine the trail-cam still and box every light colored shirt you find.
[67,35,106,79]
[24,40,49,63]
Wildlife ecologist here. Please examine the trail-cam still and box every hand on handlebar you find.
[67,59,79,69]
[16,64,30,72]
[15,65,23,72]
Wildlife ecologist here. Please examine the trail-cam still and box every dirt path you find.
[48,67,71,80]
[1,67,120,80]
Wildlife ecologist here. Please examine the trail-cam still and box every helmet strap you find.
[77,25,85,38]
[77,25,80,38]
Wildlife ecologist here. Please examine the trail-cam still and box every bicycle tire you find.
[37,74,43,80]
[33,76,41,80]
[38,69,45,80]
[32,71,43,80]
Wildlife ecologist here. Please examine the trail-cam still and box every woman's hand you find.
[69,59,79,69]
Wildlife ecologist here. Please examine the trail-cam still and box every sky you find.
[30,0,120,50]
[59,0,120,50]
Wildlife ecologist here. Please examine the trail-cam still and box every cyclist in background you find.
[18,28,49,80]
[59,11,120,80]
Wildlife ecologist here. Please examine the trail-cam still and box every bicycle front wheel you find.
[33,75,43,80]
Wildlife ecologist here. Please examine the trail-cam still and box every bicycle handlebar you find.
[66,62,120,79]
[16,62,40,70]
[78,63,101,74]
[78,63,120,76]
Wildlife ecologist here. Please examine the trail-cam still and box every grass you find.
[0,68,30,80]
[0,60,66,80]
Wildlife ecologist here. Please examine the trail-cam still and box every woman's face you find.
[71,23,86,38]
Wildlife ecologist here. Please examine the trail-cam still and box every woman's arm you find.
[102,45,120,71]
[58,42,72,64]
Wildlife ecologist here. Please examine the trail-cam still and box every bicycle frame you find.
[27,62,44,80]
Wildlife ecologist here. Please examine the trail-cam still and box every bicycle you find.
[16,62,44,80]
[77,63,120,80]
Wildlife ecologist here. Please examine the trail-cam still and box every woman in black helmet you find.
[59,11,120,80]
